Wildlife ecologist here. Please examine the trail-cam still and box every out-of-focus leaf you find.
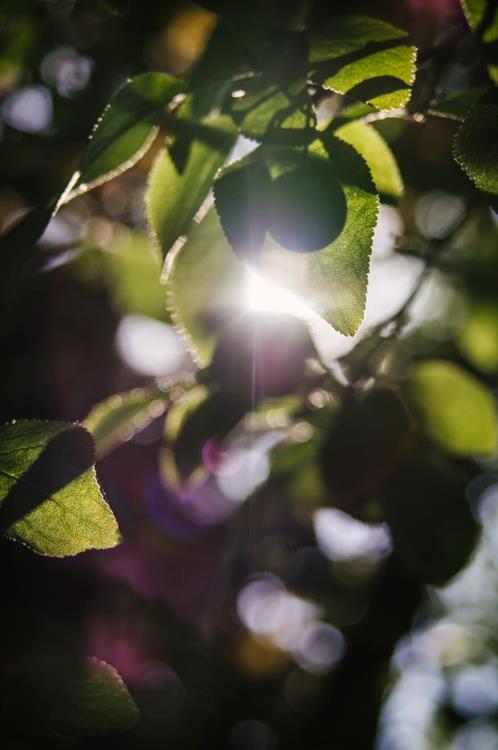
[405,360,497,457]
[320,388,414,508]
[431,86,486,120]
[384,454,478,584]
[0,420,120,556]
[461,0,498,83]
[309,15,416,110]
[457,298,498,374]
[84,387,168,458]
[453,88,498,204]
[75,73,185,190]
[146,113,237,261]
[259,137,378,336]
[335,120,403,203]
[165,208,245,366]
[49,658,139,737]
[230,79,315,144]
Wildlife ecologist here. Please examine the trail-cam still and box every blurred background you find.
[1,0,498,748]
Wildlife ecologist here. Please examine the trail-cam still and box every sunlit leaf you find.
[309,15,416,110]
[384,454,478,583]
[49,658,139,737]
[76,73,185,190]
[165,207,245,366]
[460,0,498,83]
[457,298,498,375]
[335,120,403,203]
[0,420,120,556]
[146,112,237,261]
[84,387,168,458]
[453,88,498,204]
[259,137,379,336]
[405,360,497,457]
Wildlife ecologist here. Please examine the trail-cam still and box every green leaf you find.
[457,298,498,375]
[84,387,168,458]
[384,454,477,584]
[165,207,245,366]
[334,120,403,203]
[76,73,185,190]
[230,79,315,144]
[0,420,120,556]
[461,0,498,83]
[146,113,237,262]
[49,658,139,737]
[259,137,379,336]
[405,360,497,457]
[453,88,498,203]
[309,15,416,110]
[431,86,486,121]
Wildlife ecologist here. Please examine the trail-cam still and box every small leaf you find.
[457,297,498,375]
[146,113,237,261]
[453,88,498,204]
[230,79,315,144]
[460,0,498,84]
[50,658,139,737]
[309,15,416,110]
[334,120,403,203]
[405,360,497,457]
[384,454,478,584]
[0,420,120,556]
[84,387,168,458]
[259,137,379,336]
[165,208,245,366]
[76,73,185,190]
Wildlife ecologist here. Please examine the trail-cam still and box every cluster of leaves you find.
[1,0,498,742]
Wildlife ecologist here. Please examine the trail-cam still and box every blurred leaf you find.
[405,360,497,457]
[84,387,167,458]
[431,86,486,120]
[0,420,120,556]
[49,658,139,737]
[460,0,498,83]
[230,79,315,144]
[309,15,416,110]
[146,113,237,262]
[76,73,185,190]
[384,454,478,583]
[320,388,414,508]
[165,208,245,366]
[335,120,403,203]
[259,137,378,336]
[453,88,498,204]
[457,298,498,374]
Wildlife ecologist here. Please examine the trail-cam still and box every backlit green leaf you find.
[309,15,416,110]
[457,298,498,375]
[453,88,498,203]
[165,207,245,366]
[405,360,497,457]
[335,120,403,203]
[0,420,120,556]
[76,73,185,190]
[146,113,237,261]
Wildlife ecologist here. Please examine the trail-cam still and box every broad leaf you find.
[384,454,477,584]
[309,15,416,110]
[48,658,139,737]
[335,120,403,203]
[146,113,237,261]
[165,207,245,366]
[259,137,379,336]
[84,387,168,458]
[453,88,498,204]
[230,79,315,144]
[0,420,120,556]
[75,73,185,191]
[405,360,497,457]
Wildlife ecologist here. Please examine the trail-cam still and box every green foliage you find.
[76,73,185,190]
[0,420,120,556]
[309,15,416,110]
[457,298,498,374]
[461,0,498,83]
[453,88,498,204]
[405,360,497,457]
[146,111,237,261]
